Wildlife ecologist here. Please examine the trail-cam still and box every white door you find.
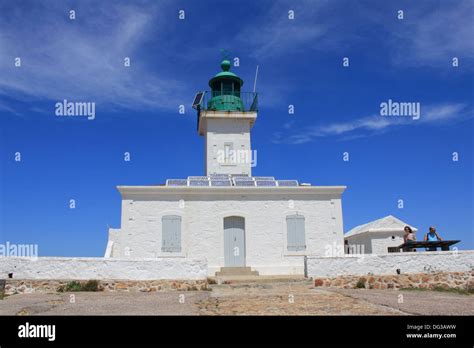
[224,216,245,267]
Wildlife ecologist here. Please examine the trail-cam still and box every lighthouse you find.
[193,59,258,176]
[107,55,346,277]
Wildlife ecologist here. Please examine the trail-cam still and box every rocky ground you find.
[197,282,403,315]
[2,281,472,315]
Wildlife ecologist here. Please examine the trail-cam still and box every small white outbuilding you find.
[344,215,417,254]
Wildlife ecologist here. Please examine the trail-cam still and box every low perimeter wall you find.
[307,250,474,278]
[0,257,208,280]
[313,271,473,290]
[4,279,209,295]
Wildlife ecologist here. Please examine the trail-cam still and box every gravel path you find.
[0,292,209,315]
[197,282,403,315]
[1,284,470,315]
[326,288,474,315]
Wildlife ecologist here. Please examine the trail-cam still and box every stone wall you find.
[314,271,473,290]
[4,279,209,295]
[0,257,207,280]
[307,250,474,277]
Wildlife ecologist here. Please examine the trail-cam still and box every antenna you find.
[253,65,259,93]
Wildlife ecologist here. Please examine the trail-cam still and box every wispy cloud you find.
[236,0,473,67]
[387,1,474,67]
[0,1,186,115]
[236,0,349,59]
[275,103,471,144]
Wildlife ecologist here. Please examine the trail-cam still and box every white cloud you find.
[0,1,186,115]
[422,103,469,122]
[277,103,471,144]
[371,1,474,67]
[236,0,473,68]
[0,101,22,117]
[236,0,341,59]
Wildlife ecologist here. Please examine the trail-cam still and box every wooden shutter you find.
[287,215,306,251]
[162,215,181,252]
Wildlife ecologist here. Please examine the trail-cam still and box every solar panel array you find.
[166,179,188,187]
[253,176,275,181]
[165,176,300,187]
[233,176,254,182]
[277,180,299,187]
[234,180,256,187]
[188,176,208,180]
[189,180,210,187]
[210,174,230,179]
[255,180,276,187]
[210,180,232,187]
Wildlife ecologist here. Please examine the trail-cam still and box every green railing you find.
[200,91,258,112]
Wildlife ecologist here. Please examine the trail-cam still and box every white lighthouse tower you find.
[194,59,258,176]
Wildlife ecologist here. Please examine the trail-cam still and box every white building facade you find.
[105,59,346,276]
[107,187,345,275]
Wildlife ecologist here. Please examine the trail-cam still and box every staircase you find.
[212,267,311,285]
[215,267,259,277]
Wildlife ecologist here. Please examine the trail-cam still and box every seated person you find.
[403,226,416,252]
[424,226,442,251]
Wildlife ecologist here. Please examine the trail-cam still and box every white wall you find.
[346,234,372,253]
[346,231,404,254]
[371,233,404,254]
[307,250,474,277]
[112,190,345,276]
[205,118,252,175]
[0,257,207,280]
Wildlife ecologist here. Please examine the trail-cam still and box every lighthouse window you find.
[222,81,234,95]
[162,215,181,252]
[286,215,306,251]
[224,142,234,164]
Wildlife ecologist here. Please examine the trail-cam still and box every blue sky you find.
[0,0,473,256]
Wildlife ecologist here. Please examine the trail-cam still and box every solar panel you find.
[209,174,230,179]
[277,180,299,187]
[166,179,188,186]
[253,176,275,181]
[188,176,208,180]
[233,176,254,181]
[234,180,256,187]
[192,92,204,109]
[255,180,276,187]
[189,180,210,187]
[231,174,251,178]
[210,180,232,187]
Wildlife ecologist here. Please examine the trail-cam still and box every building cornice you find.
[198,110,257,135]
[117,185,346,197]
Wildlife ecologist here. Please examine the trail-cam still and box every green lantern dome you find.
[207,59,244,111]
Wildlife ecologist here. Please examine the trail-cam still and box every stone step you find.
[215,267,259,277]
[210,275,312,286]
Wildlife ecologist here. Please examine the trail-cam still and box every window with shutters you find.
[286,214,306,251]
[162,215,182,252]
